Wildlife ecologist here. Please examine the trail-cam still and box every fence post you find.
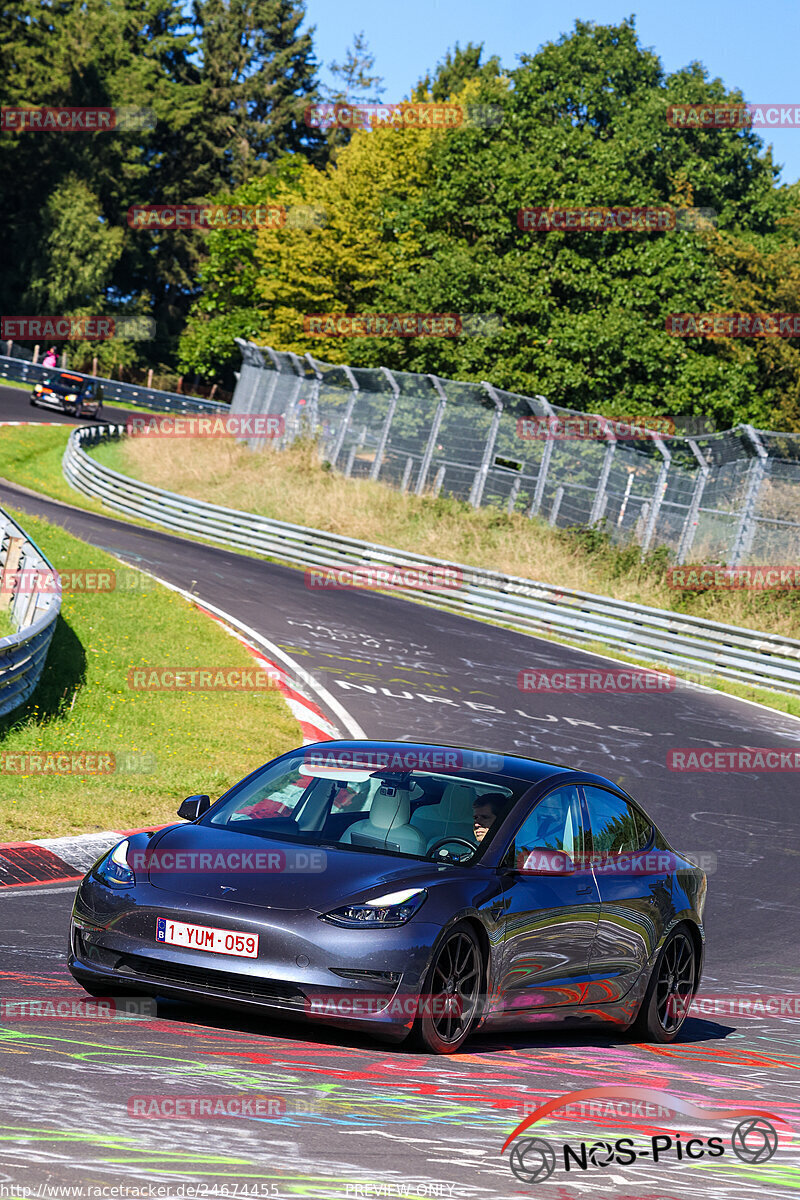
[370,367,400,481]
[304,353,324,437]
[470,383,504,507]
[506,474,522,515]
[617,470,635,526]
[329,364,359,468]
[526,394,557,516]
[415,375,447,495]
[278,352,307,448]
[246,347,281,450]
[345,425,368,477]
[676,439,710,564]
[589,416,617,524]
[728,425,769,566]
[639,434,671,556]
[549,485,565,526]
[260,346,283,419]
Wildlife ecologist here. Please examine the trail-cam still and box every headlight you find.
[94,839,135,888]
[34,385,42,394]
[322,887,427,928]
[66,393,78,403]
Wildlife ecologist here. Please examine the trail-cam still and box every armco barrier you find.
[0,353,229,415]
[63,424,800,696]
[0,509,60,716]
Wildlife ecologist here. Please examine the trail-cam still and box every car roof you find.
[301,739,624,793]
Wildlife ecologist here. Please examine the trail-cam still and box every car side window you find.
[583,786,648,853]
[510,785,585,868]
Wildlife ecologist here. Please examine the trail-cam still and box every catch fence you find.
[231,340,800,566]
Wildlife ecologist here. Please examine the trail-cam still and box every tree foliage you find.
[181,19,800,427]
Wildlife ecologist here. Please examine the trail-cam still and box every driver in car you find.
[472,792,508,843]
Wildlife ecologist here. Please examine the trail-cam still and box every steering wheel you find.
[426,836,477,861]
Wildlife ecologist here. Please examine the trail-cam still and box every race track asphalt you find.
[1,384,799,1199]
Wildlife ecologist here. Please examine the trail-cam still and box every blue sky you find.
[306,0,800,185]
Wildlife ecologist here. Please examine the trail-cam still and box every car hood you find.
[143,822,450,911]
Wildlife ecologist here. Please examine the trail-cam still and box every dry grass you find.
[91,436,800,641]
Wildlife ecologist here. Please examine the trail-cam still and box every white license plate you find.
[156,917,258,958]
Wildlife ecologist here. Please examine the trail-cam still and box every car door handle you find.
[575,885,594,895]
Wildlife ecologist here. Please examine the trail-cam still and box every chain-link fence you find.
[230,339,799,566]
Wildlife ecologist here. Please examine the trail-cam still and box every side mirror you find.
[178,794,211,821]
[517,847,576,875]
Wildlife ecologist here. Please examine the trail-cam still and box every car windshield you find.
[203,750,519,861]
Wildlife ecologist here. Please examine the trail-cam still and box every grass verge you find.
[0,505,301,840]
[91,434,800,641]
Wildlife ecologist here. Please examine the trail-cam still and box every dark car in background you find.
[31,371,103,417]
[68,741,706,1053]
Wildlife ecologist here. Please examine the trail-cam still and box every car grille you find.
[89,944,307,1008]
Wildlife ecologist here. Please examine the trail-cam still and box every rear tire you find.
[631,925,697,1044]
[411,921,483,1054]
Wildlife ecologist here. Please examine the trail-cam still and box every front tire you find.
[412,921,484,1054]
[631,925,697,1044]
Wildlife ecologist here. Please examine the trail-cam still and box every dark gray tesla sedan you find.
[69,741,706,1053]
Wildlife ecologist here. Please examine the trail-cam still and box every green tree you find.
[412,41,502,102]
[178,17,800,428]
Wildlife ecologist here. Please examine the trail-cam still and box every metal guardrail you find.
[0,509,60,717]
[63,424,800,696]
[0,353,229,415]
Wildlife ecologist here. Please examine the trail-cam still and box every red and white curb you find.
[0,571,361,888]
[193,601,338,745]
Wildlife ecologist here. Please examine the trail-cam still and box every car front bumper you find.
[69,875,443,1040]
